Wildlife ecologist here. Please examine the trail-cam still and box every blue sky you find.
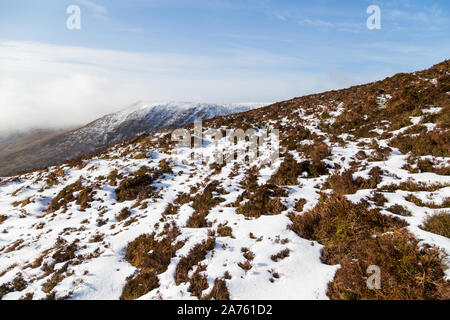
[0,0,449,131]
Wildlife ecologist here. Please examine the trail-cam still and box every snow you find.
[0,93,448,300]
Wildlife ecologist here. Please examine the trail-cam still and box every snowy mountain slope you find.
[0,102,265,176]
[0,61,449,300]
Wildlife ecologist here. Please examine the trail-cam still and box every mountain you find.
[0,61,449,300]
[0,102,265,176]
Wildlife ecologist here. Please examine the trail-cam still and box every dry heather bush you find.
[289,195,450,299]
[413,159,450,176]
[387,204,412,217]
[310,143,332,164]
[175,237,216,286]
[42,263,70,294]
[421,213,450,238]
[294,198,307,212]
[323,167,384,194]
[369,192,388,206]
[235,184,287,218]
[187,182,225,228]
[121,224,183,300]
[405,194,450,209]
[187,266,209,297]
[378,181,450,193]
[116,161,174,202]
[390,129,449,157]
[163,203,179,216]
[107,169,119,186]
[0,273,27,299]
[47,179,83,213]
[52,241,78,263]
[269,154,328,185]
[115,170,155,202]
[238,260,252,271]
[202,279,230,300]
[174,192,192,205]
[121,272,159,300]
[116,207,131,222]
[217,224,233,237]
[280,126,313,150]
[76,185,95,211]
[271,249,290,262]
[0,215,7,224]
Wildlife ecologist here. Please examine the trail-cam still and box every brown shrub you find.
[310,143,332,164]
[269,154,327,185]
[390,129,449,157]
[421,213,450,238]
[47,179,83,213]
[76,185,95,211]
[163,203,179,216]
[187,182,225,228]
[238,260,252,271]
[387,204,412,217]
[294,198,307,212]
[235,184,287,218]
[121,271,159,300]
[0,274,27,299]
[116,207,131,222]
[271,249,290,262]
[115,172,154,203]
[217,224,233,237]
[289,195,450,299]
[369,192,388,206]
[52,241,78,264]
[405,194,450,209]
[175,237,215,285]
[0,215,7,224]
[121,224,183,300]
[202,279,230,300]
[327,231,450,300]
[379,181,450,193]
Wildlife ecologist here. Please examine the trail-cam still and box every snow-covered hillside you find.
[0,101,266,176]
[0,61,449,300]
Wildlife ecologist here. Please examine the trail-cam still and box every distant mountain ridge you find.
[0,101,266,176]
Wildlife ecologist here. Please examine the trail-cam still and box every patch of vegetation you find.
[217,224,233,237]
[289,195,450,299]
[323,167,383,195]
[405,194,450,209]
[387,204,412,217]
[0,215,7,224]
[116,161,174,202]
[116,207,131,222]
[378,181,450,193]
[271,249,290,262]
[294,198,307,212]
[175,238,215,286]
[47,179,83,213]
[269,154,328,185]
[121,224,183,300]
[390,129,449,157]
[186,182,225,228]
[0,274,27,299]
[421,213,450,238]
[201,279,230,300]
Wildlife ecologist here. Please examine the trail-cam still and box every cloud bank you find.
[0,40,369,135]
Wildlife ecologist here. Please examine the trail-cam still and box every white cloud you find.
[0,40,374,135]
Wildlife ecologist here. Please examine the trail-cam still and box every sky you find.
[0,0,449,133]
